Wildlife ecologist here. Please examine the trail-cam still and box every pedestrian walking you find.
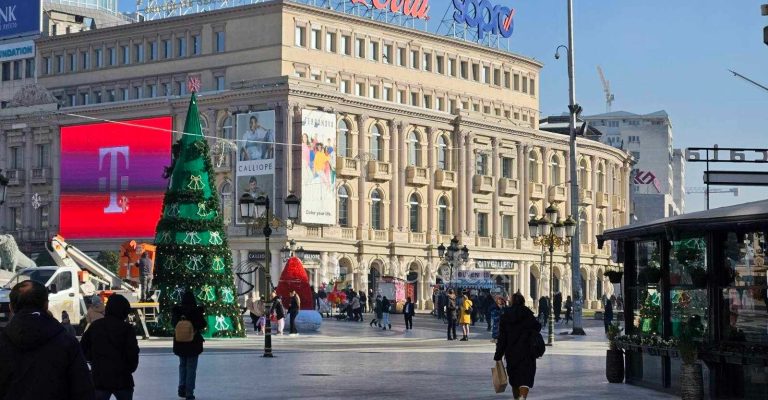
[403,297,415,330]
[489,295,504,342]
[271,291,286,334]
[138,251,154,301]
[359,290,367,314]
[370,295,383,327]
[553,292,563,323]
[537,296,549,325]
[603,297,614,334]
[86,294,106,328]
[0,280,95,399]
[351,295,362,322]
[445,289,458,340]
[436,290,446,321]
[381,296,391,330]
[494,293,541,400]
[288,289,300,335]
[246,292,265,334]
[81,294,140,400]
[470,291,479,326]
[564,295,573,325]
[61,310,77,337]
[172,291,208,400]
[459,290,473,341]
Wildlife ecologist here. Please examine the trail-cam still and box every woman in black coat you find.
[171,291,208,400]
[494,293,541,400]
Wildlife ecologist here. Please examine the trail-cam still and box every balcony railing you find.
[502,238,517,249]
[409,231,425,244]
[6,169,24,186]
[306,226,321,238]
[337,157,361,178]
[498,178,519,196]
[528,182,545,199]
[405,166,429,186]
[611,195,626,212]
[548,185,567,203]
[434,169,458,189]
[341,227,356,240]
[472,174,495,194]
[476,236,491,247]
[596,192,609,208]
[366,160,392,181]
[31,168,52,185]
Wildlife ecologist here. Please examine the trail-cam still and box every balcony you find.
[498,178,519,196]
[6,170,24,186]
[579,189,594,206]
[405,166,429,186]
[366,160,392,181]
[528,182,545,199]
[31,168,52,185]
[369,229,388,241]
[341,227,357,240]
[305,226,322,238]
[472,175,495,194]
[502,238,517,249]
[476,236,491,247]
[596,192,609,208]
[434,169,458,189]
[548,185,567,203]
[409,231,426,244]
[611,195,626,212]
[336,157,361,178]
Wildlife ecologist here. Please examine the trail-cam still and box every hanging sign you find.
[452,0,515,39]
[350,0,430,20]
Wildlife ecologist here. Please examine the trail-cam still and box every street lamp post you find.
[239,192,301,358]
[0,169,8,205]
[528,204,576,346]
[437,236,469,290]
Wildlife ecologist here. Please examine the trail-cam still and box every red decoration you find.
[275,257,314,310]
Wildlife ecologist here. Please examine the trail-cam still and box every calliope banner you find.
[300,109,336,224]
[235,110,275,224]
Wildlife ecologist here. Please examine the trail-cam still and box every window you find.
[338,186,350,227]
[437,135,448,170]
[121,46,129,64]
[107,89,115,102]
[216,76,225,91]
[530,78,536,96]
[340,79,350,94]
[370,124,384,161]
[482,66,490,83]
[147,84,157,97]
[596,214,604,235]
[355,38,365,58]
[93,90,102,103]
[410,92,419,106]
[67,54,76,72]
[369,41,379,61]
[460,61,468,79]
[368,84,378,99]
[161,83,170,96]
[341,35,351,55]
[522,76,528,93]
[94,48,102,67]
[529,151,540,182]
[36,205,49,230]
[549,155,562,185]
[448,58,456,76]
[504,71,510,88]
[436,97,444,111]
[409,194,421,232]
[483,105,490,114]
[449,99,456,112]
[21,58,32,79]
[407,132,420,166]
[355,82,364,96]
[53,271,73,292]
[371,190,383,230]
[133,86,142,99]
[11,60,20,80]
[120,88,128,101]
[502,157,514,178]
[79,92,89,105]
[295,26,306,47]
[10,146,23,169]
[471,63,479,81]
[493,68,501,86]
[81,51,90,70]
[56,55,64,73]
[193,35,201,55]
[477,213,489,237]
[437,196,449,234]
[502,215,514,239]
[410,50,418,68]
[8,207,21,231]
[383,86,392,101]
[423,94,432,109]
[476,153,488,175]
[43,57,51,74]
[134,44,144,63]
[162,40,171,58]
[397,47,406,66]
[628,135,640,143]
[215,31,225,52]
[397,90,405,104]
[423,52,431,71]
[325,75,337,85]
[436,55,444,73]
[311,28,321,50]
[472,103,479,112]
[578,158,589,189]
[107,47,116,65]
[631,151,640,161]
[382,44,392,63]
[177,37,187,57]
[149,41,157,60]
[513,73,519,90]
[177,81,187,95]
[294,69,305,78]
[338,119,350,157]
[326,32,336,52]
[608,120,619,128]
[596,163,605,192]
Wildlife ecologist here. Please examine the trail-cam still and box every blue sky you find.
[121,0,768,212]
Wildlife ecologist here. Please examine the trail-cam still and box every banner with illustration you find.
[300,110,336,224]
[235,111,275,224]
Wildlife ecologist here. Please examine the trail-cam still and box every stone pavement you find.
[132,314,674,399]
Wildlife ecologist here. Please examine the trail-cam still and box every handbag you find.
[492,360,508,393]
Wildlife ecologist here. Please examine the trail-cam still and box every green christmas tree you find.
[153,93,244,338]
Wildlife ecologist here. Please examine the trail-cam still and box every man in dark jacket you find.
[403,297,415,330]
[81,294,139,400]
[494,293,541,400]
[445,289,458,340]
[553,292,563,323]
[172,291,207,400]
[138,252,153,301]
[288,290,300,335]
[0,280,95,400]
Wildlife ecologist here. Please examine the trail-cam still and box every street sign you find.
[704,171,768,186]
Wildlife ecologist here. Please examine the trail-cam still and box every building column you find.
[398,123,407,230]
[519,144,529,242]
[426,127,436,243]
[465,135,474,236]
[357,114,368,235]
[285,103,297,194]
[389,120,400,231]
[491,137,500,247]
[456,131,466,237]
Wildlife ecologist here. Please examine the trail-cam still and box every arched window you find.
[437,135,448,170]
[579,158,589,189]
[407,131,420,166]
[579,211,588,242]
[221,115,233,139]
[338,186,349,227]
[529,205,538,220]
[438,196,449,234]
[370,124,383,161]
[409,193,421,232]
[596,163,605,192]
[549,154,562,185]
[612,166,619,193]
[528,150,540,182]
[371,189,383,230]
[338,119,350,157]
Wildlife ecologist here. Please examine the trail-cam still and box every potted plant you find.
[678,320,704,400]
[606,322,624,383]
[604,269,623,284]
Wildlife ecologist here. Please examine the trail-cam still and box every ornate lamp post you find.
[437,236,469,290]
[528,204,576,346]
[238,192,301,357]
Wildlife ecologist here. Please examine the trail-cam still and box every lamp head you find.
[545,203,559,222]
[563,216,577,238]
[239,193,255,219]
[528,216,540,238]
[284,193,301,221]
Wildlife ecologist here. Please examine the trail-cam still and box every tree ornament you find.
[221,287,235,303]
[170,286,185,303]
[165,203,180,218]
[197,202,208,217]
[208,231,223,245]
[198,285,216,302]
[186,255,204,272]
[157,231,172,244]
[164,255,177,269]
[214,315,231,331]
[183,231,202,245]
[211,256,225,272]
[187,175,204,191]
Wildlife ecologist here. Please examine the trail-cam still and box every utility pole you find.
[762,4,768,45]
[566,0,586,335]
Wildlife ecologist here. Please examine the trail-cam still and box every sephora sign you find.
[452,0,515,39]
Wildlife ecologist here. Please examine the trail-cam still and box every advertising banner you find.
[0,40,33,62]
[0,0,42,40]
[235,110,275,224]
[300,110,336,225]
[59,117,172,239]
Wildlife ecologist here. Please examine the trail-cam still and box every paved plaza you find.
[130,314,674,399]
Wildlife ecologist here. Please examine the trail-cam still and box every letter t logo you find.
[98,146,129,214]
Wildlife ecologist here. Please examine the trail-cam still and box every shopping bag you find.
[492,360,508,393]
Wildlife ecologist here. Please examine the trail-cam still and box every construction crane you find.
[728,69,768,93]
[685,187,739,196]
[597,66,615,112]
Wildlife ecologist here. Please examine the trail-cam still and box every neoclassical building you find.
[1,1,630,309]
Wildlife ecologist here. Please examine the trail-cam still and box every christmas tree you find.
[153,93,244,338]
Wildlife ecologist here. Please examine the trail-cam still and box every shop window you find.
[720,231,767,344]
[669,235,709,339]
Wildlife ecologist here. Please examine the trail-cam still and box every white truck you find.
[0,235,159,337]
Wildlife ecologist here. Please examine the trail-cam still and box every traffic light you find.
[763,4,768,45]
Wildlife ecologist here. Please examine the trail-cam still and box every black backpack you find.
[530,330,546,358]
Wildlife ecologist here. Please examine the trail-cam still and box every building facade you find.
[2,1,631,309]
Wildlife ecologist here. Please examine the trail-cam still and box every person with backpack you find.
[172,291,208,400]
[403,297,415,330]
[494,293,542,400]
[459,290,473,341]
[380,296,391,330]
[445,289,458,340]
[270,290,286,335]
[80,294,139,400]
